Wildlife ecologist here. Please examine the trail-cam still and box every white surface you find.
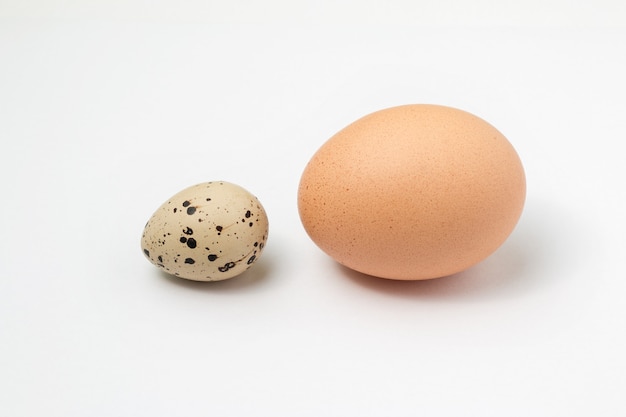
[1,2,625,416]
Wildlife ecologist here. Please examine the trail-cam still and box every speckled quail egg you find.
[141,181,269,281]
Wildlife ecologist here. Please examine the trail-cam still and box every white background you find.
[1,1,625,416]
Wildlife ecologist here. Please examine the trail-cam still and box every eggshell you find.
[298,104,526,280]
[141,181,268,281]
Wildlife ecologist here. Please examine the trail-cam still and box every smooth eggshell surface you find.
[141,181,268,281]
[298,104,526,280]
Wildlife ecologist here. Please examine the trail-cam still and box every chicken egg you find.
[141,181,269,281]
[298,104,526,280]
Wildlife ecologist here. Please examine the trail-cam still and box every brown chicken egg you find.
[298,104,526,280]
